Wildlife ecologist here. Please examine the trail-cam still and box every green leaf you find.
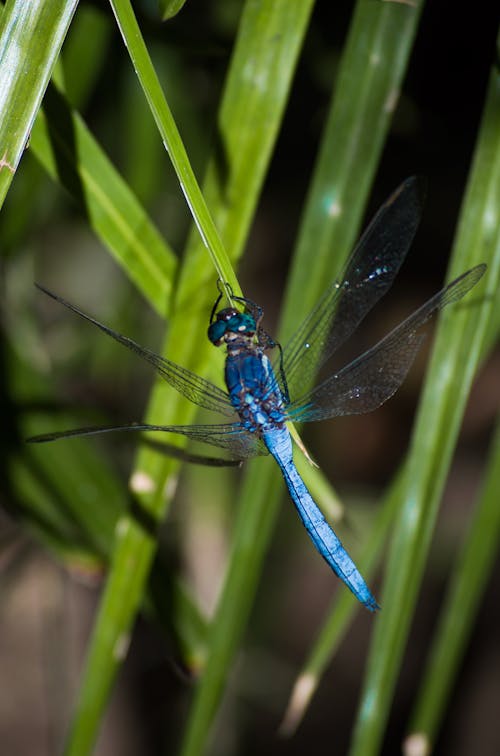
[349,49,500,756]
[407,410,500,751]
[0,0,78,208]
[30,86,176,314]
[159,0,188,22]
[109,0,239,296]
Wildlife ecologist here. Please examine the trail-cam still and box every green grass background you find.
[1,1,499,755]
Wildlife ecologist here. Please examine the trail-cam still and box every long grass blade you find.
[406,410,500,753]
[349,46,500,756]
[109,0,238,296]
[30,88,176,313]
[0,0,78,207]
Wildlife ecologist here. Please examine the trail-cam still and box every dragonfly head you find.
[208,307,256,346]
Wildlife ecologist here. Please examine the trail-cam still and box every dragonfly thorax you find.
[208,307,256,347]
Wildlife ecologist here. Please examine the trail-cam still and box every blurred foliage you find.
[0,2,499,756]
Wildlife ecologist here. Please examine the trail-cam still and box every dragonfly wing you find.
[279,177,425,402]
[162,422,268,459]
[288,265,486,422]
[140,438,242,466]
[36,285,235,417]
[27,421,266,460]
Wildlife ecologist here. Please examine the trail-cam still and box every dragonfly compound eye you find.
[208,309,256,345]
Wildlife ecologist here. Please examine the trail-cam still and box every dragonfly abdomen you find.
[263,427,379,611]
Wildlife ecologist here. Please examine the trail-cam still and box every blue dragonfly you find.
[29,178,486,611]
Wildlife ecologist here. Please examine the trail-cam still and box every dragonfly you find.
[28,177,486,611]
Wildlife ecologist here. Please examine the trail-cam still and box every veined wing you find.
[36,285,235,417]
[280,177,425,403]
[287,265,486,422]
[27,421,267,460]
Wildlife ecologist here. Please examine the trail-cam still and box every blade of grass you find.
[180,2,425,753]
[160,0,187,23]
[0,6,108,253]
[29,85,176,314]
[63,2,315,753]
[349,49,500,756]
[406,409,500,753]
[0,0,78,208]
[109,0,238,298]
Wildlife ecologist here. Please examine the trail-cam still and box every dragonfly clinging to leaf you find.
[28,177,486,611]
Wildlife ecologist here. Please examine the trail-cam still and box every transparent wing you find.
[280,177,425,404]
[35,285,235,417]
[287,265,486,422]
[140,437,242,467]
[27,421,268,460]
